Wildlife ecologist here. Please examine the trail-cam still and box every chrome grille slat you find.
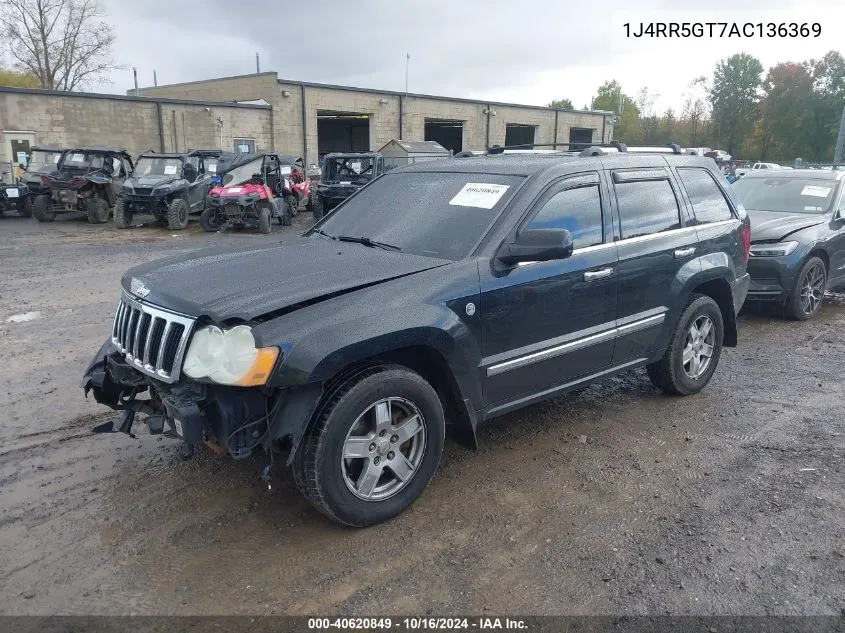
[111,293,195,384]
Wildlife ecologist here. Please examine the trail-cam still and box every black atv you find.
[1,145,64,217]
[311,152,384,221]
[116,150,221,230]
[33,147,134,224]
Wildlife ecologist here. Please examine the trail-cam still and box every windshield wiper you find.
[336,235,402,251]
[313,228,335,240]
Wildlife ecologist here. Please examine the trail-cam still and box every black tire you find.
[33,195,54,222]
[86,196,109,224]
[292,364,445,527]
[273,199,288,225]
[281,201,292,226]
[113,196,131,228]
[21,197,33,218]
[312,194,324,222]
[199,207,221,232]
[785,256,826,321]
[166,198,189,230]
[258,205,272,234]
[285,194,298,217]
[646,294,724,396]
[306,191,313,213]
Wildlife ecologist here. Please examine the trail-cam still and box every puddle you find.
[5,311,42,323]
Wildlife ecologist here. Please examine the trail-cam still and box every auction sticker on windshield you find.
[801,185,832,198]
[207,163,217,173]
[449,182,510,209]
[164,165,178,175]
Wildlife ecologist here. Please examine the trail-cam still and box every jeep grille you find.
[111,293,195,383]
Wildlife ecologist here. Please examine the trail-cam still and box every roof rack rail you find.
[487,142,685,157]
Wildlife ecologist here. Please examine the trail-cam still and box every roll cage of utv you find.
[115,149,221,230]
[33,146,134,224]
[311,152,385,220]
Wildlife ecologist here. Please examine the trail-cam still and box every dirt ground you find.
[0,211,843,617]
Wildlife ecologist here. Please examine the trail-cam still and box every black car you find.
[311,152,384,221]
[0,145,64,217]
[117,150,221,230]
[34,146,134,223]
[732,169,845,319]
[82,147,750,526]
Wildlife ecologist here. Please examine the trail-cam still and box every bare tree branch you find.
[0,0,116,90]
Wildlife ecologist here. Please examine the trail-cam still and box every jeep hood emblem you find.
[130,278,150,298]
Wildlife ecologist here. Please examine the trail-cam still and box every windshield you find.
[733,176,837,214]
[223,157,264,186]
[27,150,62,173]
[323,156,375,183]
[135,157,183,177]
[61,152,108,171]
[313,172,523,260]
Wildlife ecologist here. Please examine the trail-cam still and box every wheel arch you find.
[688,276,737,347]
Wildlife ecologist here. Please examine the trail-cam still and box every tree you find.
[548,98,573,109]
[592,80,640,142]
[807,51,845,160]
[757,62,815,160]
[0,67,39,87]
[0,0,116,91]
[709,53,763,155]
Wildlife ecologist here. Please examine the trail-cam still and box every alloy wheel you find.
[682,315,715,380]
[341,397,427,501]
[800,262,825,316]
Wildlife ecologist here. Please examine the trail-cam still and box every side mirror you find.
[497,228,574,266]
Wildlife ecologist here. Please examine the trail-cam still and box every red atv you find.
[276,155,312,223]
[200,152,287,233]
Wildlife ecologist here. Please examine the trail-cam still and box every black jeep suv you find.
[82,148,750,527]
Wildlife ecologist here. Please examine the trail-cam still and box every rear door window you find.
[612,176,682,239]
[677,168,734,223]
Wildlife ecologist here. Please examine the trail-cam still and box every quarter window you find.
[527,185,603,249]
[678,168,734,223]
[614,180,681,239]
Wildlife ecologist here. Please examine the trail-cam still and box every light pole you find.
[834,103,845,168]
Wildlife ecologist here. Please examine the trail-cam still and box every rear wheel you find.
[166,198,189,230]
[32,195,54,222]
[647,294,724,395]
[292,365,445,527]
[785,256,826,320]
[113,196,131,228]
[285,194,298,217]
[258,205,272,234]
[86,196,109,224]
[312,194,324,221]
[20,197,33,218]
[199,207,222,232]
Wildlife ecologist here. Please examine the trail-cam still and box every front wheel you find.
[199,207,222,232]
[285,194,298,217]
[21,197,33,218]
[292,365,445,527]
[166,198,189,230]
[86,196,109,224]
[113,196,131,228]
[258,205,272,234]
[312,194,324,222]
[646,294,724,396]
[785,256,826,320]
[32,195,54,222]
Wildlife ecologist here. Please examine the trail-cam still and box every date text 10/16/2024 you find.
[624,22,821,38]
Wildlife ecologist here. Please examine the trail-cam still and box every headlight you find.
[182,324,279,386]
[749,241,799,257]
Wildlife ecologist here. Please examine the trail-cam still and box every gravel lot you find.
[0,212,843,616]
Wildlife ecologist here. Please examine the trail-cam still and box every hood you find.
[122,236,451,322]
[748,209,828,242]
[129,175,181,189]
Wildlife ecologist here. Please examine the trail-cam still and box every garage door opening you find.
[317,111,370,157]
[569,127,595,150]
[505,124,536,147]
[424,119,463,153]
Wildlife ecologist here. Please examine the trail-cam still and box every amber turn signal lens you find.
[234,347,280,386]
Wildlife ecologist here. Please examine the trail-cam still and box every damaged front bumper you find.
[82,339,271,458]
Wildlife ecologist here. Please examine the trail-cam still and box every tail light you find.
[41,175,53,185]
[71,177,86,188]
[740,224,751,264]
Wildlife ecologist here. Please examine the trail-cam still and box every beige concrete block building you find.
[0,71,614,174]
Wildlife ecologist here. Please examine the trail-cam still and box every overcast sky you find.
[102,0,844,114]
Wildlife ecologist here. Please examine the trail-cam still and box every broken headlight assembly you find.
[182,324,279,386]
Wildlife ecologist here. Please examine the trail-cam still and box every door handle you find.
[584,267,614,281]
[674,247,696,259]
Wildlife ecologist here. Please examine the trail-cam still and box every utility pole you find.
[834,103,845,168]
[153,70,158,87]
[256,53,260,74]
[133,67,139,95]
[405,53,410,97]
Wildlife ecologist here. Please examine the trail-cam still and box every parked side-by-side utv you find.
[0,145,64,218]
[33,147,134,224]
